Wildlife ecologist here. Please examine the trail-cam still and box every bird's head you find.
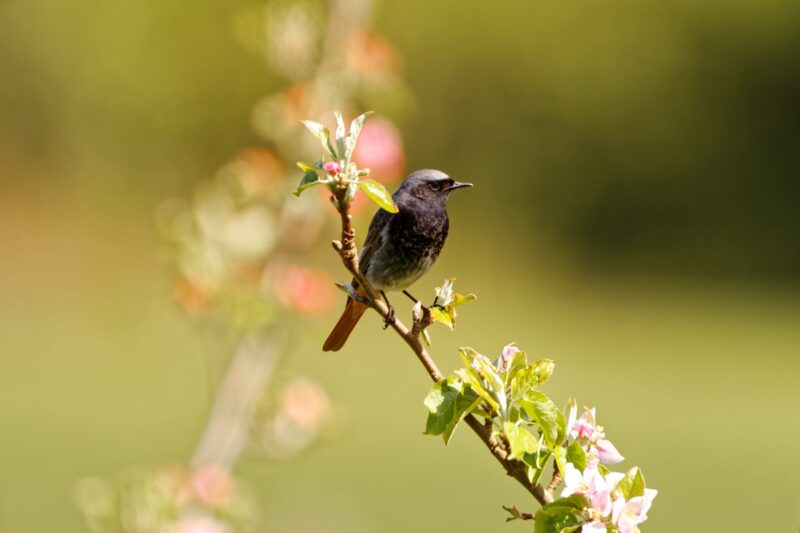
[395,169,473,205]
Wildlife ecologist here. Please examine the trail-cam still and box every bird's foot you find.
[383,305,396,329]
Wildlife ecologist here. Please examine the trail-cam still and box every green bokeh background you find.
[1,1,799,532]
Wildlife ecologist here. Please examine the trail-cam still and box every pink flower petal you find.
[593,439,625,465]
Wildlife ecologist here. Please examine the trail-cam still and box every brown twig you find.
[330,190,550,506]
[544,465,563,503]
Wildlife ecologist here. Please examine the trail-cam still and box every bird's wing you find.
[358,208,392,276]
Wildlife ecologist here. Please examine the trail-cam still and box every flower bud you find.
[323,161,341,175]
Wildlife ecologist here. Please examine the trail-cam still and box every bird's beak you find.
[447,181,474,191]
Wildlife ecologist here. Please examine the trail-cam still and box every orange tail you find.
[322,297,369,351]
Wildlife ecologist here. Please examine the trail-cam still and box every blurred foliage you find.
[2,0,798,277]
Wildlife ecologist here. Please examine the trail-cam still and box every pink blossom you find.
[564,460,657,532]
[572,409,598,440]
[561,462,613,518]
[191,464,233,508]
[323,161,341,175]
[611,489,658,533]
[498,343,520,371]
[502,343,520,359]
[569,407,624,465]
[574,419,595,440]
[593,438,624,465]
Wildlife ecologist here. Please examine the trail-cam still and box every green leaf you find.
[534,495,588,533]
[451,292,477,307]
[511,359,556,399]
[553,445,567,478]
[454,368,497,412]
[423,378,481,444]
[301,119,337,159]
[566,440,588,472]
[615,467,646,500]
[345,111,373,163]
[429,306,454,330]
[358,180,398,213]
[334,111,346,162]
[501,348,528,387]
[524,445,550,484]
[503,422,538,461]
[530,358,556,386]
[296,161,321,173]
[293,170,321,196]
[459,348,507,414]
[519,391,566,450]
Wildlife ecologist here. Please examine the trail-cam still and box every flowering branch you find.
[298,114,550,505]
[296,112,658,532]
[330,197,551,501]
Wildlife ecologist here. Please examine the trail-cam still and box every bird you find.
[323,169,473,351]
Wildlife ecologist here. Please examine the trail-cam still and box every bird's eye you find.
[429,181,444,191]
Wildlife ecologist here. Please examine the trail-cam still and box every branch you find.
[191,334,281,468]
[330,191,550,506]
[543,465,563,503]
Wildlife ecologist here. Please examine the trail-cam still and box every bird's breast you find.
[365,207,449,291]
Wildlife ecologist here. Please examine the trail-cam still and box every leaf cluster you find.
[294,112,398,213]
[424,345,564,485]
[428,278,476,331]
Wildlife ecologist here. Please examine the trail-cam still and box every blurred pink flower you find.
[154,466,193,505]
[174,515,230,533]
[275,266,335,316]
[191,464,233,508]
[352,118,405,183]
[611,489,658,533]
[235,148,285,196]
[174,277,213,314]
[323,161,341,175]
[280,378,331,430]
[345,30,402,78]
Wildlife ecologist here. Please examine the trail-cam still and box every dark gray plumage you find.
[323,169,473,351]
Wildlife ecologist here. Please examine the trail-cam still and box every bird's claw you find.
[383,305,396,329]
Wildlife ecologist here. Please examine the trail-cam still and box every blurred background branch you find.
[70,0,413,531]
[190,335,281,469]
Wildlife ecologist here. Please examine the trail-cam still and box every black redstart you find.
[323,169,472,351]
